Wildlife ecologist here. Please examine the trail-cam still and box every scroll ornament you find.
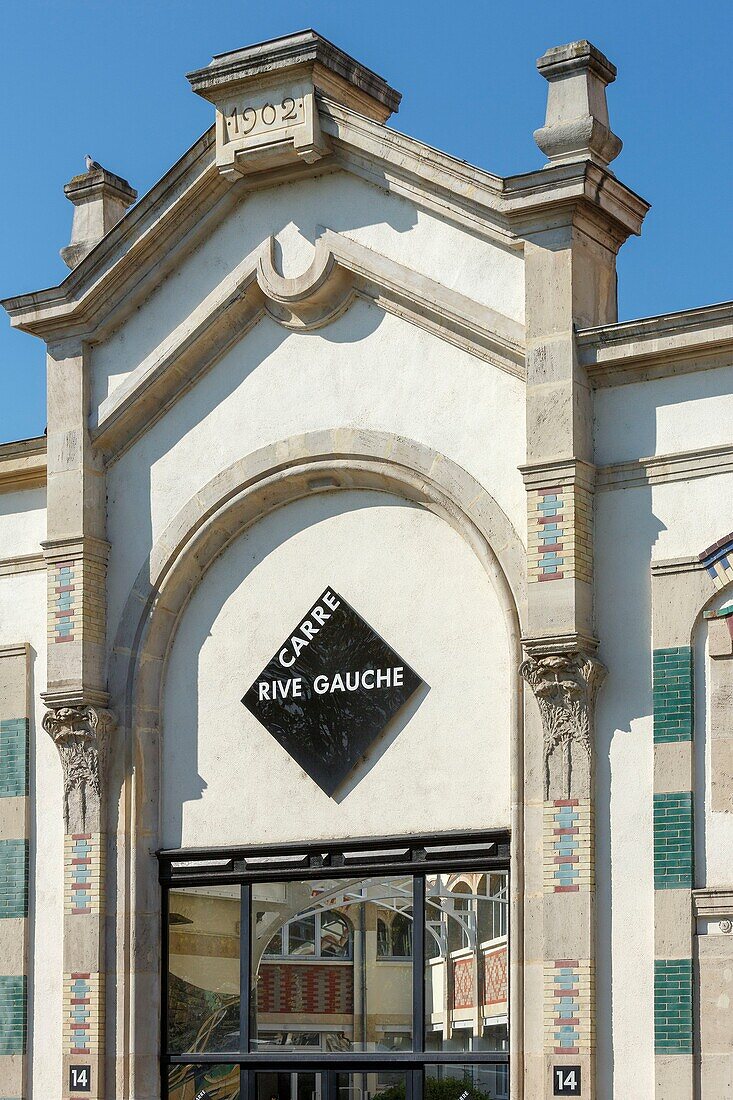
[520,651,606,799]
[42,704,116,831]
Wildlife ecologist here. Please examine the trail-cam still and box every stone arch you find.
[107,427,526,1098]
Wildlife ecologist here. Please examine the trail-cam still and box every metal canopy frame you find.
[159,830,511,1100]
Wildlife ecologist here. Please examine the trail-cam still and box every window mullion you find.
[412,874,425,1054]
[241,882,251,1054]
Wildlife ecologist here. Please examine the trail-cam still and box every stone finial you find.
[60,165,137,270]
[533,40,623,169]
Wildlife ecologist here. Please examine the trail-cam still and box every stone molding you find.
[598,442,733,491]
[92,229,525,457]
[0,435,47,493]
[0,553,45,578]
[578,299,733,387]
[520,649,606,799]
[693,888,733,921]
[650,556,709,578]
[2,94,649,346]
[42,705,115,832]
[519,458,596,493]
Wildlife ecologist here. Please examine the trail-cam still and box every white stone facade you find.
[0,30,730,1100]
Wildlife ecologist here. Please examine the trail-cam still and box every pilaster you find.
[0,645,31,1100]
[648,579,703,1098]
[515,40,647,1100]
[43,336,112,1100]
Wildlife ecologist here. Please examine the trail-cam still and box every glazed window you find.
[262,909,353,959]
[161,833,509,1100]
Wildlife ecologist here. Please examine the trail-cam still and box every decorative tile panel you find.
[483,946,507,1007]
[653,792,693,890]
[256,962,353,1014]
[46,555,106,647]
[699,533,733,589]
[0,976,26,1055]
[64,834,104,916]
[0,721,28,800]
[653,647,693,744]
[654,958,692,1054]
[0,842,28,921]
[544,960,594,1055]
[63,972,104,1055]
[528,484,592,584]
[543,799,594,892]
[452,957,475,1009]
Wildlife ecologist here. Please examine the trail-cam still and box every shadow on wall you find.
[593,484,666,1096]
[106,301,389,636]
[160,490,429,846]
[594,367,733,467]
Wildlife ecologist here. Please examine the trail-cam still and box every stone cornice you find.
[693,888,733,920]
[650,556,708,578]
[577,299,733,386]
[502,159,649,245]
[519,458,596,492]
[1,129,222,340]
[41,535,111,569]
[0,435,47,493]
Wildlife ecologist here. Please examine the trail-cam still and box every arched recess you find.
[107,427,526,1099]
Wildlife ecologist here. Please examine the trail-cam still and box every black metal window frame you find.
[159,829,511,1100]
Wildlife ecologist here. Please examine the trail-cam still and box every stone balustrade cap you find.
[187,28,401,116]
[537,40,617,85]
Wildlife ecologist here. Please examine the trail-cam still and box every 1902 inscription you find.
[224,96,305,141]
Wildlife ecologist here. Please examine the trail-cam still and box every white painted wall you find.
[0,487,45,558]
[595,487,655,1100]
[106,301,526,647]
[161,490,513,849]
[91,170,524,414]
[594,364,733,466]
[650,473,733,562]
[0,568,60,1100]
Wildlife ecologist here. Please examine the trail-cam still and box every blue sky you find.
[1,0,731,443]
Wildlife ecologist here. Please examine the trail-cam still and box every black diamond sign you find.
[242,588,423,795]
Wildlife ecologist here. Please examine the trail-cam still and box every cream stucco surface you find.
[595,488,656,1099]
[106,302,526,645]
[161,490,513,848]
[0,569,60,1100]
[594,365,733,466]
[0,487,45,558]
[91,170,524,414]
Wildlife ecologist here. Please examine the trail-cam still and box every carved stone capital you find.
[42,704,116,832]
[520,650,606,799]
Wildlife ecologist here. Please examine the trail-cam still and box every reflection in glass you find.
[168,1063,239,1100]
[336,1071,406,1100]
[168,886,241,1054]
[256,1072,319,1100]
[425,873,508,1053]
[252,877,412,1051]
[426,1063,507,1100]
